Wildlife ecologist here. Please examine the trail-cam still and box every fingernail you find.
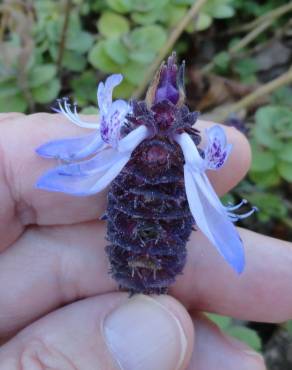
[103,295,187,370]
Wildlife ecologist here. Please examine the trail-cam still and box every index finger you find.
[0,113,250,249]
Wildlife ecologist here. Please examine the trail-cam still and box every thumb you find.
[0,293,193,370]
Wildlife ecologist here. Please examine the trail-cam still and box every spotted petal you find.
[184,164,245,273]
[204,125,232,170]
[100,99,130,148]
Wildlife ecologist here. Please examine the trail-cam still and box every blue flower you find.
[36,70,256,275]
[174,125,257,273]
[36,74,149,195]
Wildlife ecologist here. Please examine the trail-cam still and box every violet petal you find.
[36,153,131,196]
[184,164,245,273]
[36,133,104,161]
[57,148,123,176]
[97,74,123,114]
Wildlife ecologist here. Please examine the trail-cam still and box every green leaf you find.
[244,192,287,219]
[213,52,231,73]
[225,327,261,351]
[206,313,232,330]
[277,161,292,182]
[129,49,155,63]
[113,78,135,99]
[276,142,292,163]
[195,13,212,31]
[88,41,120,73]
[121,61,146,85]
[0,94,28,113]
[128,25,167,52]
[104,38,128,65]
[0,80,21,98]
[131,9,161,25]
[285,321,292,337]
[164,4,187,27]
[251,147,275,172]
[62,51,87,72]
[254,106,292,150]
[70,70,97,106]
[234,58,258,80]
[249,169,281,188]
[80,106,99,115]
[32,78,61,104]
[131,0,168,12]
[106,0,132,13]
[66,31,93,54]
[98,12,130,38]
[272,87,291,107]
[28,64,57,88]
[211,4,235,18]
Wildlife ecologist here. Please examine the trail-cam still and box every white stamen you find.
[57,98,100,129]
[225,199,248,211]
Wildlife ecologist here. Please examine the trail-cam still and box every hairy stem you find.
[217,68,292,122]
[132,0,208,99]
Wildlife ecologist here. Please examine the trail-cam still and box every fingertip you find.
[208,124,252,195]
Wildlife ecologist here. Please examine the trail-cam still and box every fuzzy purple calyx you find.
[155,53,181,105]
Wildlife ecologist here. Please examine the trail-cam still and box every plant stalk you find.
[132,0,208,99]
[217,68,292,122]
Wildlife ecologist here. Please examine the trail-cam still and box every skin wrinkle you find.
[20,338,79,370]
[0,134,24,250]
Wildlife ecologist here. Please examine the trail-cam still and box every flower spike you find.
[36,56,256,295]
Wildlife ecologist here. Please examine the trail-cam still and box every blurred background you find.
[0,0,291,367]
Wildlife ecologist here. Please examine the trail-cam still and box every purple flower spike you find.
[204,125,232,170]
[155,53,180,105]
[97,74,130,148]
[36,55,257,295]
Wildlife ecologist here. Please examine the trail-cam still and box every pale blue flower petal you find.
[97,74,123,114]
[57,148,123,176]
[36,167,103,196]
[36,153,131,196]
[184,164,245,273]
[36,133,104,161]
[118,125,149,153]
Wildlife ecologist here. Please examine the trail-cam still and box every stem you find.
[57,0,72,72]
[229,19,272,55]
[132,0,208,99]
[202,18,273,74]
[217,68,292,122]
[228,2,292,35]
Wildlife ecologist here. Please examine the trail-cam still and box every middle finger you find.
[0,221,292,337]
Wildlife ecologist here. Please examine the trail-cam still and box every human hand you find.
[0,112,291,370]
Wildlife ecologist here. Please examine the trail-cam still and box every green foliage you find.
[237,104,292,225]
[207,314,262,351]
[250,106,292,185]
[0,0,241,110]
